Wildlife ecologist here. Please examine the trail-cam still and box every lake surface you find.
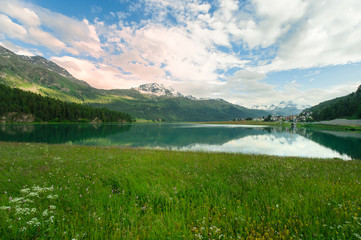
[1,123,361,160]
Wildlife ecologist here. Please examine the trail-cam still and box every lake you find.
[1,123,360,160]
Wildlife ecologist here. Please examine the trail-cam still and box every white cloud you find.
[100,22,246,88]
[51,56,145,90]
[208,70,360,108]
[0,0,103,57]
[0,12,77,54]
[259,0,361,72]
[0,1,41,27]
[0,14,28,39]
[35,11,103,57]
[217,70,282,106]
[1,0,361,108]
[242,0,308,48]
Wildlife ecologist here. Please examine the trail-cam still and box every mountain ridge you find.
[0,46,270,121]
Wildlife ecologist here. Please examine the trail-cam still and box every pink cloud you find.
[51,56,143,90]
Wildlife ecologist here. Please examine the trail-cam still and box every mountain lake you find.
[1,123,360,160]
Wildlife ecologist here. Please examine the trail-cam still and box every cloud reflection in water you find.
[173,134,351,160]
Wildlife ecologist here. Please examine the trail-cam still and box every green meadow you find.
[0,142,361,239]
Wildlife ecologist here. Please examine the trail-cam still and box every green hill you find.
[0,46,100,102]
[307,85,361,121]
[0,46,270,121]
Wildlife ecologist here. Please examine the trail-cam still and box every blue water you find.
[1,123,360,160]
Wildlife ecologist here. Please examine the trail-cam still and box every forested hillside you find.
[309,85,361,121]
[0,84,132,123]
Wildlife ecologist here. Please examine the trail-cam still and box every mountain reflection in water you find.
[0,123,360,160]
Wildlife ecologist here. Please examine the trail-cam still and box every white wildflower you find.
[9,197,24,204]
[15,207,30,215]
[43,209,49,217]
[47,194,58,199]
[20,188,31,194]
[0,206,11,210]
[27,217,41,227]
[22,198,34,203]
[354,233,361,240]
[27,192,39,198]
[32,186,44,193]
[195,233,203,239]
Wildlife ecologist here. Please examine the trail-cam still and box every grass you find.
[0,142,361,239]
[134,118,159,123]
[196,120,292,127]
[298,123,361,132]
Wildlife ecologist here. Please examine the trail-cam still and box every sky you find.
[0,0,361,108]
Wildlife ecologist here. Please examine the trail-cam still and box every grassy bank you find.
[0,142,360,239]
[196,120,291,126]
[298,123,361,132]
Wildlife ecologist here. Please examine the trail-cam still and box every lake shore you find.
[195,120,361,132]
[0,142,360,239]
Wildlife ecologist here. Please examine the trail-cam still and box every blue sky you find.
[0,0,361,107]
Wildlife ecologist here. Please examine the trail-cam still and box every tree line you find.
[0,84,133,123]
[311,85,361,121]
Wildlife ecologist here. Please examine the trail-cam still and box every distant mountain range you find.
[252,101,311,116]
[0,46,270,121]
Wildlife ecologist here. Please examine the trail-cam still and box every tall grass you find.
[0,142,360,239]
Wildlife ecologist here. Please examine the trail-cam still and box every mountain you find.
[0,46,97,102]
[0,46,270,121]
[134,83,183,97]
[91,95,270,122]
[252,101,311,116]
[306,85,361,121]
[20,55,74,79]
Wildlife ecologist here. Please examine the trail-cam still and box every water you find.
[1,123,360,160]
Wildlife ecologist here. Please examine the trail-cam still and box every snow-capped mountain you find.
[252,101,311,116]
[134,83,183,97]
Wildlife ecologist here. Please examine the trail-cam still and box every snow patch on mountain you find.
[134,83,182,97]
[133,83,203,99]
